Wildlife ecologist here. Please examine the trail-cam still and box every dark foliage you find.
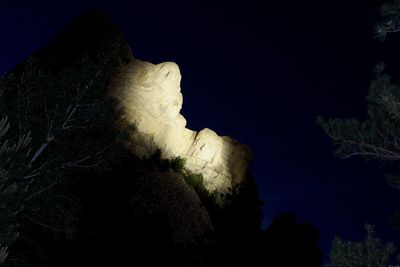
[259,213,323,267]
[325,224,397,267]
[318,3,400,264]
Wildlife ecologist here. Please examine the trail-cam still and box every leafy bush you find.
[185,173,218,207]
[170,157,186,173]
[186,173,204,190]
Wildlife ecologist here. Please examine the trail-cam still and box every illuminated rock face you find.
[110,59,251,192]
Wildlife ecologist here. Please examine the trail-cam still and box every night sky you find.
[2,0,400,260]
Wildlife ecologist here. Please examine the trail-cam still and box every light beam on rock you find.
[109,59,251,192]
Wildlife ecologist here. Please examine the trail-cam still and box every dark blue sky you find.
[1,0,400,260]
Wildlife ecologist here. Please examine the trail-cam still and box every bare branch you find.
[23,162,48,180]
[61,140,115,169]
[30,136,54,164]
[21,214,67,233]
[24,181,61,202]
[78,61,106,100]
[327,132,400,161]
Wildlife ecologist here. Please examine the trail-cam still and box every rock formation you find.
[110,59,251,192]
[0,11,265,266]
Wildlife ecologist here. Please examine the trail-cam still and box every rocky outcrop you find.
[0,11,265,266]
[109,59,251,192]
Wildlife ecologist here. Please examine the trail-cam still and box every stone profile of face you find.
[109,59,189,155]
[126,60,186,128]
[109,58,251,192]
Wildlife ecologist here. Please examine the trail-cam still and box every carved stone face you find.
[139,62,182,118]
[109,59,251,192]
[119,60,185,129]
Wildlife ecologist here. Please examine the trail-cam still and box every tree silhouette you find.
[259,213,323,267]
[325,224,398,267]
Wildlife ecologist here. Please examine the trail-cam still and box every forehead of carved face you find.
[131,61,181,90]
[124,60,183,121]
[150,62,183,119]
[152,62,181,90]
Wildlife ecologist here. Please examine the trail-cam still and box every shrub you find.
[170,157,186,173]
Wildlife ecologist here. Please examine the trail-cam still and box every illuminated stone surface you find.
[109,59,251,192]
